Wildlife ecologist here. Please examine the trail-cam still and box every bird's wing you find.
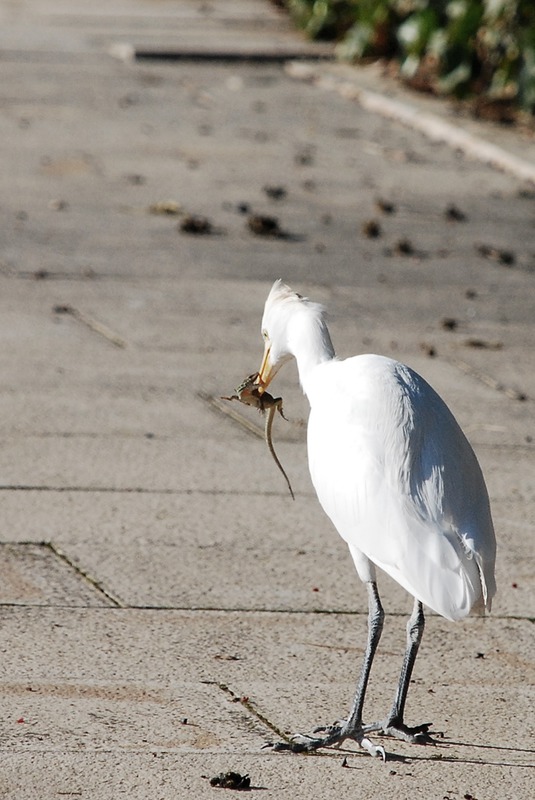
[307,356,496,621]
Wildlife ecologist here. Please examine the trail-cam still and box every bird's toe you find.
[366,720,435,744]
[312,719,345,735]
[262,734,326,753]
[359,736,387,760]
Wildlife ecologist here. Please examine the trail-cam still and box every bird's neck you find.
[289,312,335,392]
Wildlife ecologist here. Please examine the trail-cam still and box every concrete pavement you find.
[0,1,533,797]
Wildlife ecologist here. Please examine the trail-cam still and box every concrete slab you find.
[0,681,259,753]
[0,460,531,618]
[0,609,532,797]
[0,607,532,724]
[1,0,334,59]
[0,543,112,607]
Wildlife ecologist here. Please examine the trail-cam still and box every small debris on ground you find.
[180,215,214,235]
[476,243,516,266]
[394,238,415,256]
[247,214,283,237]
[149,200,182,215]
[209,771,251,790]
[463,338,503,350]
[445,204,467,222]
[125,173,146,185]
[375,197,396,214]
[362,219,382,238]
[48,199,68,211]
[441,317,458,331]
[420,343,437,357]
[263,185,287,200]
[294,145,315,166]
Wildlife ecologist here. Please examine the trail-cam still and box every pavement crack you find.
[0,485,307,497]
[204,681,290,743]
[447,356,529,402]
[45,542,124,608]
[200,391,265,439]
[53,304,127,349]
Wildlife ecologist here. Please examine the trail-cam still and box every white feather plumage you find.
[261,280,496,621]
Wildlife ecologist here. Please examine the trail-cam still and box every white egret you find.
[254,280,496,759]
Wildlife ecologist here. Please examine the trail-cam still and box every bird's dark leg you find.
[265,581,386,759]
[388,598,425,726]
[343,580,385,729]
[364,597,432,743]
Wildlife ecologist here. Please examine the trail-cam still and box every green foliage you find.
[284,0,535,113]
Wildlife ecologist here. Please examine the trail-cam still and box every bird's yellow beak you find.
[255,343,273,394]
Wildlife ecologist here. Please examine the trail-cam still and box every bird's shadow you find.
[300,732,535,769]
[383,734,535,769]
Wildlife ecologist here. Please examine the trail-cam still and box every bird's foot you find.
[264,720,386,760]
[363,718,434,745]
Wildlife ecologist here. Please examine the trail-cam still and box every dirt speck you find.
[180,215,214,235]
[375,198,396,214]
[445,204,467,222]
[362,219,382,238]
[464,338,503,350]
[149,200,182,216]
[247,214,282,237]
[476,244,515,266]
[420,343,436,357]
[394,238,415,256]
[263,185,287,201]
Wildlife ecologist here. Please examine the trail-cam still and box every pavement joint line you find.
[0,485,307,496]
[201,392,265,440]
[286,61,535,185]
[133,49,334,64]
[0,599,526,621]
[2,269,159,282]
[446,356,530,403]
[45,541,125,608]
[203,680,290,744]
[53,304,127,349]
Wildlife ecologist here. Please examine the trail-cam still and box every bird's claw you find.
[359,737,387,760]
[263,723,387,759]
[364,719,435,745]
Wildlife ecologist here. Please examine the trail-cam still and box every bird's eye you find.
[262,329,269,340]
